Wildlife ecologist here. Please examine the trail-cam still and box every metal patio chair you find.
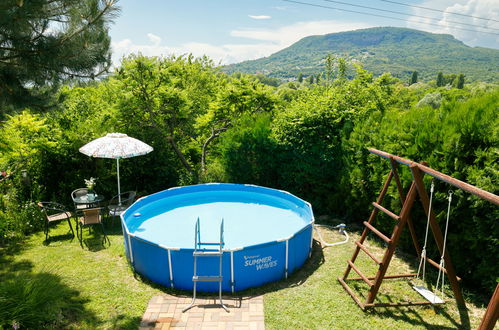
[108,191,136,219]
[71,188,90,212]
[77,207,109,247]
[37,202,75,241]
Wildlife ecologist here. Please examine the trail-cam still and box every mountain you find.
[223,27,499,82]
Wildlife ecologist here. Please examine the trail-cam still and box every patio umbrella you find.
[79,133,153,203]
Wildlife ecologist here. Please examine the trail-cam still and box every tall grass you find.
[0,271,83,329]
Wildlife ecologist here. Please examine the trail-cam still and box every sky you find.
[109,0,499,66]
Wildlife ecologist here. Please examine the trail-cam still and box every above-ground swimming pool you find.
[121,183,314,292]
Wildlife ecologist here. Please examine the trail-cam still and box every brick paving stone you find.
[141,294,265,329]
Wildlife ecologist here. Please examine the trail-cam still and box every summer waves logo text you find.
[243,254,277,270]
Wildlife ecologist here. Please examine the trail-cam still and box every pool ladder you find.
[183,217,229,312]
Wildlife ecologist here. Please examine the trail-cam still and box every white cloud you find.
[248,15,271,20]
[231,20,370,45]
[111,20,372,66]
[147,33,161,46]
[406,0,499,48]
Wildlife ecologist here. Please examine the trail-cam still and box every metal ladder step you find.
[193,251,223,257]
[193,275,223,282]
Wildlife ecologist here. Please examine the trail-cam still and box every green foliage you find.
[416,92,442,109]
[410,71,418,85]
[217,114,279,186]
[338,57,347,81]
[346,89,499,291]
[297,72,303,83]
[0,271,80,329]
[457,73,465,89]
[113,54,220,180]
[0,0,119,112]
[269,67,397,212]
[325,54,335,84]
[0,110,59,201]
[254,73,281,87]
[437,72,445,87]
[0,197,43,244]
[224,27,499,83]
[197,74,277,172]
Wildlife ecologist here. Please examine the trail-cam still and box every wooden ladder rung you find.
[363,221,392,244]
[355,241,382,265]
[347,260,373,287]
[372,202,400,221]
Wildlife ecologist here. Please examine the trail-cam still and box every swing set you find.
[338,149,498,329]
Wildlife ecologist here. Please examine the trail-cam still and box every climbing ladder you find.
[183,217,229,312]
[338,151,464,310]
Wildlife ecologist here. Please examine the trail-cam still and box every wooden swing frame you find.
[338,148,499,320]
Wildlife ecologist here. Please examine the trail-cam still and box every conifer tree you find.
[436,72,444,87]
[297,72,303,83]
[456,73,465,89]
[0,0,119,111]
[410,71,418,85]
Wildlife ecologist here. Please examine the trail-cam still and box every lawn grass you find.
[0,221,489,329]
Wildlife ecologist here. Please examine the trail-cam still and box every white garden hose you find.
[314,223,349,247]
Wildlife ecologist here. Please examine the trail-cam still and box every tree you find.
[0,0,119,111]
[297,72,303,83]
[410,71,418,85]
[197,75,276,172]
[338,58,348,81]
[114,54,219,177]
[325,54,335,86]
[308,75,314,84]
[456,73,465,89]
[436,72,444,87]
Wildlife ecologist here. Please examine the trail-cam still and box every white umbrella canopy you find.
[79,133,153,203]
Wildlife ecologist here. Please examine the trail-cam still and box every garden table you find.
[73,193,105,209]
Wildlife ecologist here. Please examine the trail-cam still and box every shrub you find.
[416,92,442,109]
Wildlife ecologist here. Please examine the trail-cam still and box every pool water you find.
[129,201,307,249]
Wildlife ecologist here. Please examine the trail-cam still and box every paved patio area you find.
[140,294,265,329]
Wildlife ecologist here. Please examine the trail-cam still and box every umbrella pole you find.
[117,158,121,205]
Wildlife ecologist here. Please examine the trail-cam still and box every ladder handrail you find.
[184,217,228,313]
[220,218,224,251]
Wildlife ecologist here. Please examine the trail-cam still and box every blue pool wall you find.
[121,183,315,292]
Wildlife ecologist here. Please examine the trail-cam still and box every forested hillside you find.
[224,27,499,82]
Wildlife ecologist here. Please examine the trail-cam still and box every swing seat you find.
[412,285,445,304]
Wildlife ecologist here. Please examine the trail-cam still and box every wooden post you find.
[479,283,499,330]
[390,159,422,257]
